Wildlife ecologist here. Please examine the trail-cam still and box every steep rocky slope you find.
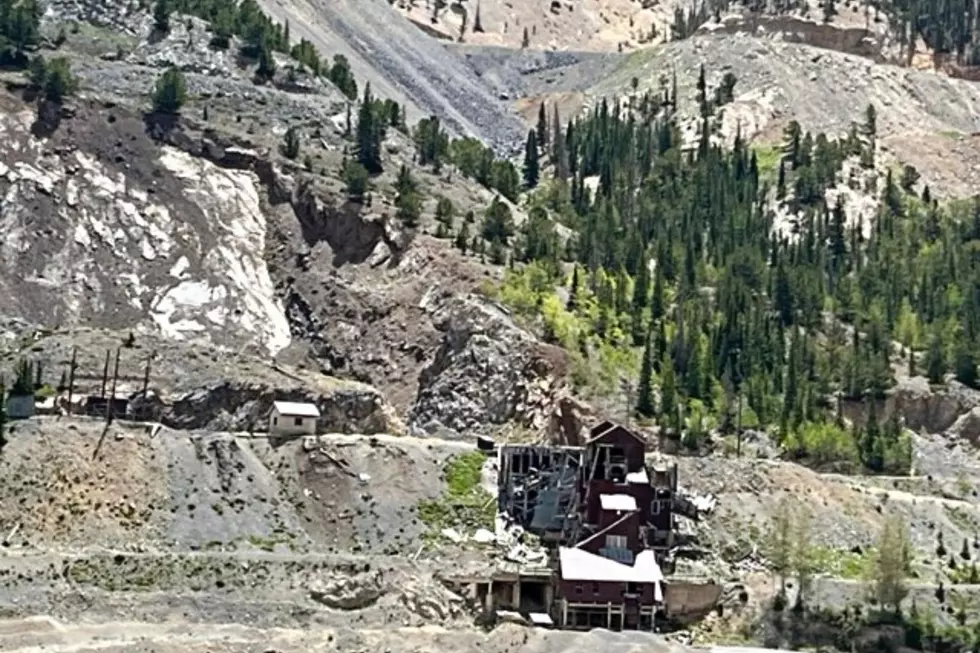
[256,0,526,151]
[393,0,887,52]
[0,2,586,437]
[587,33,980,197]
[0,96,293,356]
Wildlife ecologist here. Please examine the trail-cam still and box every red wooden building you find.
[554,421,676,630]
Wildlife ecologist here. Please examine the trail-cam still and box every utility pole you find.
[66,347,77,416]
[100,349,110,398]
[106,348,120,425]
[142,352,153,395]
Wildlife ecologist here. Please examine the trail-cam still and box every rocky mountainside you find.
[0,0,588,440]
[255,0,526,151]
[6,0,980,652]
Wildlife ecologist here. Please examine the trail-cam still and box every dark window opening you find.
[294,417,303,426]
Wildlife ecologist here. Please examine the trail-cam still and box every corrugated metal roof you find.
[599,547,635,564]
[272,401,321,418]
[559,547,663,583]
[599,493,638,512]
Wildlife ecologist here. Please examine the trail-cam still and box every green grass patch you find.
[485,263,641,397]
[417,451,495,540]
[246,532,295,552]
[807,545,872,579]
[753,144,783,179]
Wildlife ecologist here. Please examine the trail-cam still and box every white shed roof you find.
[272,401,321,418]
[626,469,649,484]
[599,493,638,512]
[559,547,663,584]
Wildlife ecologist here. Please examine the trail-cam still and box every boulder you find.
[308,570,384,609]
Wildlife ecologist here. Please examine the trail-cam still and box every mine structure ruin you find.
[488,421,719,632]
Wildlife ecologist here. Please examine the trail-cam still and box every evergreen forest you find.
[413,65,980,478]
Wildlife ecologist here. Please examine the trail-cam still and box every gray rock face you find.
[408,295,570,437]
[44,0,146,35]
[888,377,980,437]
[843,376,980,445]
[0,105,291,356]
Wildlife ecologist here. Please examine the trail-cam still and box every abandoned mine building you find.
[484,421,720,632]
[268,401,321,436]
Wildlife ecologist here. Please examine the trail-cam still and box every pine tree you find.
[567,265,580,311]
[926,332,946,384]
[659,356,679,435]
[395,165,421,228]
[871,516,910,613]
[356,83,383,174]
[455,221,471,253]
[523,129,540,189]
[153,0,172,33]
[281,126,301,159]
[955,338,977,388]
[651,258,665,321]
[552,104,568,181]
[631,254,650,346]
[256,39,276,81]
[767,497,795,597]
[536,102,548,152]
[152,67,187,114]
[636,328,656,418]
[343,160,369,201]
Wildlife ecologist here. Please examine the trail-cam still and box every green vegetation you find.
[0,0,41,66]
[394,164,422,229]
[343,159,370,202]
[486,263,641,394]
[152,67,188,114]
[417,452,495,541]
[10,358,34,396]
[805,544,873,579]
[754,143,783,179]
[28,56,78,104]
[165,0,360,99]
[448,60,980,476]
[280,126,301,160]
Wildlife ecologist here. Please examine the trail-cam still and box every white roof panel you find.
[272,401,321,418]
[528,612,554,626]
[626,469,649,484]
[559,547,663,584]
[599,493,638,512]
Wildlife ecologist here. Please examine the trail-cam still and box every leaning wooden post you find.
[100,349,110,398]
[107,348,120,425]
[66,347,77,416]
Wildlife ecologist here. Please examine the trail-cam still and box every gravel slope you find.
[258,0,526,153]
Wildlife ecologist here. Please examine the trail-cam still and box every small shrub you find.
[152,67,187,114]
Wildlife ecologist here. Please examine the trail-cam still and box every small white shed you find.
[269,401,321,436]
